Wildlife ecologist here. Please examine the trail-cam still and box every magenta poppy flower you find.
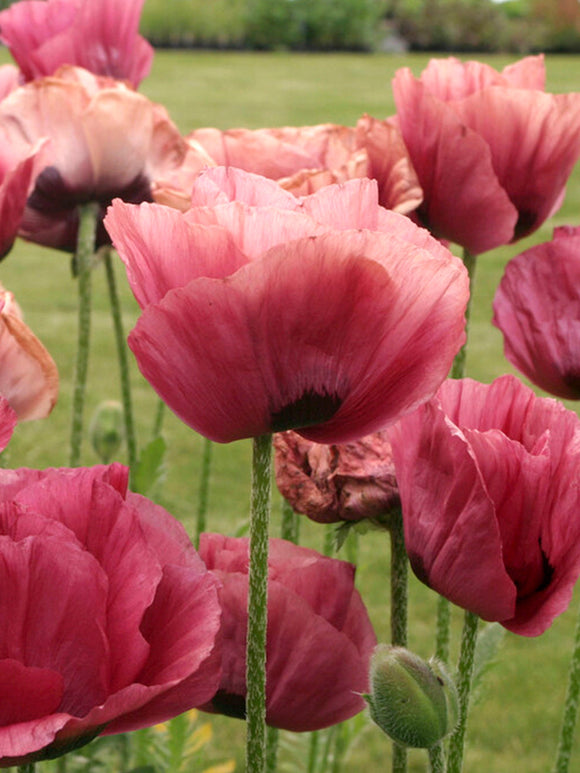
[393,55,580,254]
[105,167,468,444]
[0,0,153,88]
[0,66,186,252]
[274,430,399,524]
[0,284,58,421]
[389,375,580,636]
[493,226,580,400]
[198,533,376,732]
[0,463,222,767]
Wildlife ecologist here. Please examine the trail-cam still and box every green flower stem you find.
[428,742,445,773]
[553,599,580,772]
[323,524,334,557]
[446,611,479,773]
[265,725,279,773]
[280,498,300,544]
[152,399,166,439]
[435,247,477,675]
[18,765,35,773]
[390,507,408,773]
[246,433,273,773]
[103,248,138,478]
[69,202,99,467]
[307,730,320,773]
[195,436,213,547]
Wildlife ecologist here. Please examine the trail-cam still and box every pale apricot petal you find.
[189,165,298,209]
[0,293,58,421]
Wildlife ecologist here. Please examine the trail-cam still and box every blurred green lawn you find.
[1,49,580,772]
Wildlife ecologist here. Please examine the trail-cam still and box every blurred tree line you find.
[0,0,578,53]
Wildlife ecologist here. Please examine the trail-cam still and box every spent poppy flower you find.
[0,66,186,252]
[393,55,580,254]
[0,463,222,767]
[198,533,377,732]
[0,284,58,420]
[389,375,580,636]
[0,0,153,88]
[274,430,399,524]
[105,167,469,444]
[493,226,580,400]
[164,119,421,214]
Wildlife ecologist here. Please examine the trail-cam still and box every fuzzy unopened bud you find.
[90,401,123,463]
[365,644,458,748]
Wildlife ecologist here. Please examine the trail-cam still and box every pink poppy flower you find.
[198,533,376,732]
[389,375,580,636]
[105,167,469,444]
[0,66,186,253]
[0,462,222,767]
[161,118,422,214]
[0,284,58,420]
[393,55,580,254]
[0,0,153,88]
[0,395,17,452]
[493,226,580,400]
[274,430,399,524]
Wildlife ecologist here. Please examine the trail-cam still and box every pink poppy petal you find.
[0,659,63,726]
[189,165,300,209]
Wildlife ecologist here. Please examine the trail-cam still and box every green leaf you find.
[131,436,167,496]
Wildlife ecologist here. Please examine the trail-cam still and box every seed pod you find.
[90,400,124,463]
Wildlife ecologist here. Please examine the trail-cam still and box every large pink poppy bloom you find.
[389,375,580,636]
[393,55,580,254]
[198,533,376,732]
[0,66,187,253]
[274,430,399,524]
[493,226,580,400]
[0,462,222,768]
[0,0,153,88]
[0,284,58,421]
[105,167,469,444]
[159,118,422,214]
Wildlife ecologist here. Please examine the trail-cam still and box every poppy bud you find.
[90,400,124,463]
[365,644,458,748]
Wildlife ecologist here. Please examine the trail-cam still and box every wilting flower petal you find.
[0,285,58,420]
[389,375,580,635]
[493,226,580,399]
[198,533,376,732]
[274,430,399,524]
[0,463,221,767]
[393,55,580,253]
[0,66,185,252]
[0,0,153,87]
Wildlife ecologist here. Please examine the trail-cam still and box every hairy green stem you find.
[307,730,320,773]
[246,433,273,773]
[265,725,279,773]
[152,399,166,439]
[389,507,408,773]
[103,248,138,477]
[446,611,479,773]
[428,743,445,773]
[280,498,300,544]
[195,436,213,546]
[553,599,580,772]
[69,202,99,467]
[435,595,451,664]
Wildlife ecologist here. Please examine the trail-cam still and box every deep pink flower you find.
[389,375,580,636]
[493,226,580,400]
[274,430,399,524]
[198,533,376,732]
[105,167,468,444]
[161,119,422,214]
[0,284,58,420]
[0,66,186,252]
[393,55,580,254]
[0,0,153,88]
[0,463,222,767]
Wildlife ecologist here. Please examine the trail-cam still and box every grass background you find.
[1,49,580,771]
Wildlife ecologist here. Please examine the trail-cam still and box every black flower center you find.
[270,389,342,433]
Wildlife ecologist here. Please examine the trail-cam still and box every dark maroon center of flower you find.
[510,540,554,601]
[513,209,539,241]
[270,389,342,433]
[562,371,580,399]
[210,690,247,721]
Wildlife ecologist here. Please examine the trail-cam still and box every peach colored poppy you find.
[0,284,58,421]
[0,66,187,252]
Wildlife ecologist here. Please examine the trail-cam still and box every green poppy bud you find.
[90,400,124,463]
[364,644,458,748]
